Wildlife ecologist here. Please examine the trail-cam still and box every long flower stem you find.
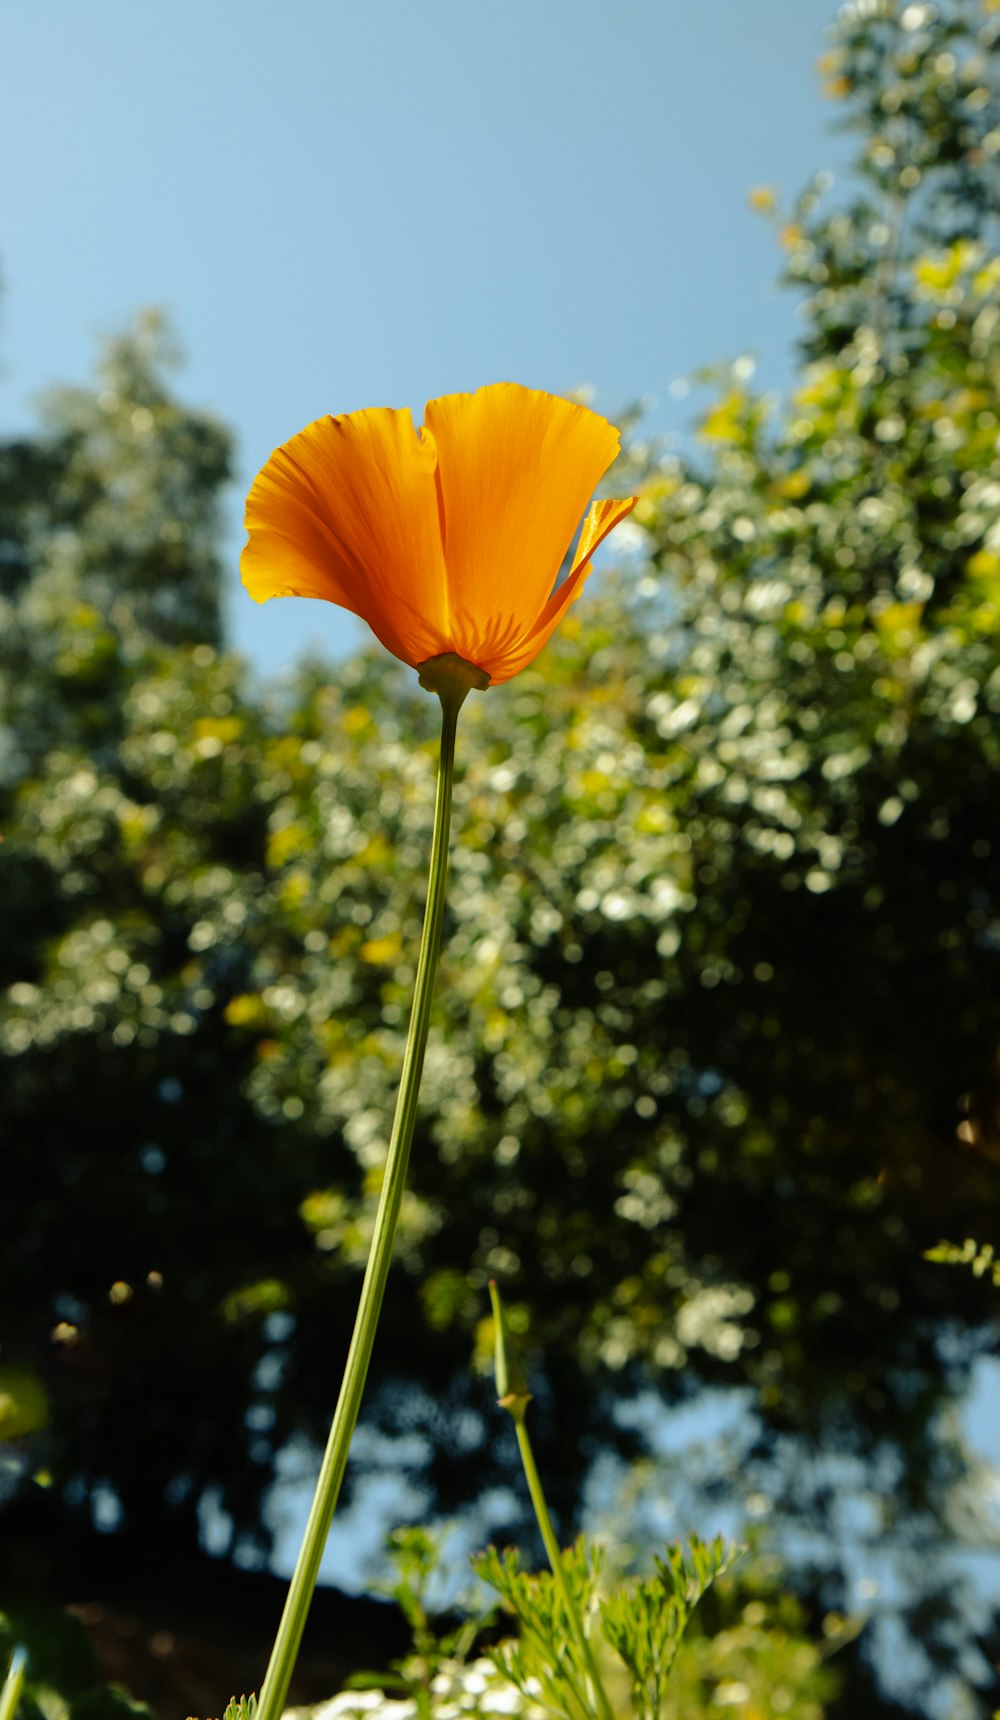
[256,693,464,1720]
[513,1416,615,1720]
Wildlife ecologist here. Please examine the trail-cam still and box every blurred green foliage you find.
[473,1533,740,1720]
[291,1529,836,1720]
[3,3,1000,1715]
[341,1526,487,1719]
[926,1236,1000,1284]
[0,1614,153,1720]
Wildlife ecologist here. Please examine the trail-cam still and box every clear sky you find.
[2,0,849,675]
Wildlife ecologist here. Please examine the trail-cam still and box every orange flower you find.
[242,384,636,685]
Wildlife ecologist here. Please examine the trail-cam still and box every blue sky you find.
[2,0,848,674]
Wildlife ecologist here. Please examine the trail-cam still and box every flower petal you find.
[568,495,640,576]
[423,385,622,664]
[242,409,449,667]
[483,495,638,683]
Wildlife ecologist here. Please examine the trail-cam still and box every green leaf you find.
[599,1536,743,1720]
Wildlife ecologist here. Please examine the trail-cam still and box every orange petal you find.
[568,495,640,577]
[242,409,449,667]
[423,385,622,664]
[483,495,638,683]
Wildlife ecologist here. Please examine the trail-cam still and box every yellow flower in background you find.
[242,384,636,685]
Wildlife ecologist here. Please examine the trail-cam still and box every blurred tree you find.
[0,316,340,1571]
[3,3,1000,1716]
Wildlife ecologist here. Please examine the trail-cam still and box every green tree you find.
[0,316,335,1567]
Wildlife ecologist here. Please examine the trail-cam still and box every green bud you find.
[489,1280,533,1420]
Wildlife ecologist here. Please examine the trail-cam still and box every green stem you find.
[256,693,464,1720]
[0,1648,27,1720]
[512,1415,615,1720]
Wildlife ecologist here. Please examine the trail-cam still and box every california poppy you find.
[242,383,636,685]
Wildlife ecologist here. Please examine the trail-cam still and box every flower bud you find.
[489,1280,533,1421]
